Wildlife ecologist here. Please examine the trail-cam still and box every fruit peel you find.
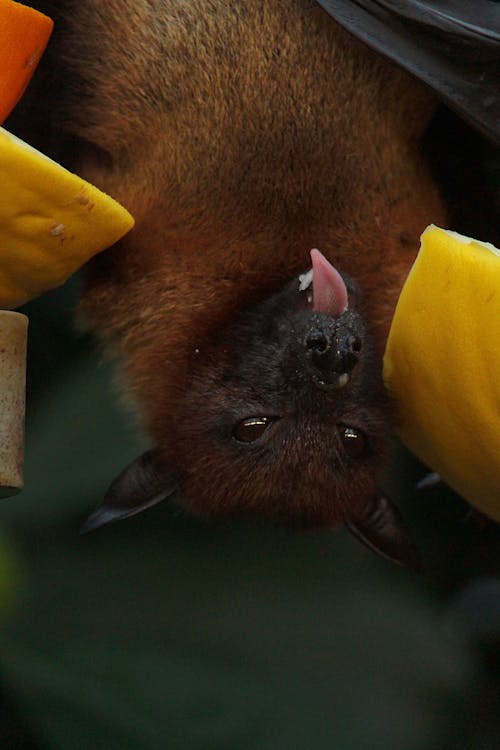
[383,225,500,520]
[0,0,54,122]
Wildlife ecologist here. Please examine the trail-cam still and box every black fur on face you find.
[166,269,392,527]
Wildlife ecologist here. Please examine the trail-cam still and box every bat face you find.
[81,250,420,570]
[169,250,390,526]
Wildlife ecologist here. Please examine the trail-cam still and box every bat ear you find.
[345,494,422,571]
[80,450,178,533]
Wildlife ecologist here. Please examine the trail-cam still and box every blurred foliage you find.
[0,278,498,750]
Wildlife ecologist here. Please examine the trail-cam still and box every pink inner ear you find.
[310,248,348,317]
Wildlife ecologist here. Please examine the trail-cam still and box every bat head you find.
[82,249,419,569]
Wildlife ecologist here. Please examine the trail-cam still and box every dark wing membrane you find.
[316,0,500,144]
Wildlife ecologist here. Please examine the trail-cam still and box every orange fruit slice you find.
[0,0,54,123]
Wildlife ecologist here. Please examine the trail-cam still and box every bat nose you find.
[305,326,362,376]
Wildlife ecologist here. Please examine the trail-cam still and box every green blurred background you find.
[0,275,498,750]
[1,0,499,741]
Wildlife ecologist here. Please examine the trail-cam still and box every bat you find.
[13,0,498,567]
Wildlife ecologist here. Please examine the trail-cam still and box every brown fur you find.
[40,1,445,428]
[21,0,447,526]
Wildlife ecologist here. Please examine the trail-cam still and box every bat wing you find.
[316,0,500,144]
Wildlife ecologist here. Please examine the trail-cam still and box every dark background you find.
[0,270,498,749]
[1,1,499,739]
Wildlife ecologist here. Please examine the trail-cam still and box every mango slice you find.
[0,127,134,308]
[383,225,500,520]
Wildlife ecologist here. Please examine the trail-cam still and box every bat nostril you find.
[336,334,361,373]
[349,335,362,354]
[305,330,330,354]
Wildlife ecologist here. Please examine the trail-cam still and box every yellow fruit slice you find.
[0,0,54,122]
[0,127,134,308]
[383,225,500,520]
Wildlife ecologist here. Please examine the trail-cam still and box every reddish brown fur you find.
[31,0,446,517]
[48,1,445,427]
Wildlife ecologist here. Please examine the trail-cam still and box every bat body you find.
[14,0,496,564]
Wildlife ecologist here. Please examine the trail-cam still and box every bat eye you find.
[233,417,276,443]
[340,426,367,458]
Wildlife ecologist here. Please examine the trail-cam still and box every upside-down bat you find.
[13,0,499,567]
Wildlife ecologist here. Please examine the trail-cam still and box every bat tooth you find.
[298,268,313,291]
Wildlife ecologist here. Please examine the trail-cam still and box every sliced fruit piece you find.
[0,127,134,308]
[0,0,54,122]
[383,225,500,520]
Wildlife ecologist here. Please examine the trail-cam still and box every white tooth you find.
[337,373,350,388]
[298,268,313,291]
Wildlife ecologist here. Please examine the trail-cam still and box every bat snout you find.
[305,322,362,387]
